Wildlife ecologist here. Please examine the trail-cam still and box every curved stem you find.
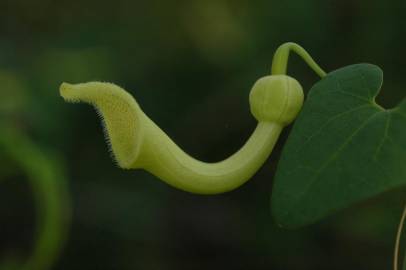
[0,124,70,270]
[394,203,406,270]
[142,120,282,194]
[271,42,326,78]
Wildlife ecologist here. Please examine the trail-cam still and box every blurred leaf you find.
[272,64,406,228]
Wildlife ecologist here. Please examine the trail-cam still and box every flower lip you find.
[59,82,77,102]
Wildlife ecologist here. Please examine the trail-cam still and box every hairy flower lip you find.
[59,80,284,194]
[59,82,76,102]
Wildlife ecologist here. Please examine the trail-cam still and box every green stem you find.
[394,204,406,270]
[0,124,71,270]
[271,42,326,78]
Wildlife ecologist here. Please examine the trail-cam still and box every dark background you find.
[1,0,406,269]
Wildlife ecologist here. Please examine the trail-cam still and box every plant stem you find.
[394,203,406,270]
[271,42,327,78]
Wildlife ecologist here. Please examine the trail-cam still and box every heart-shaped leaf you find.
[271,64,406,228]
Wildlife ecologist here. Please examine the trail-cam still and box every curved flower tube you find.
[0,124,71,270]
[60,42,325,194]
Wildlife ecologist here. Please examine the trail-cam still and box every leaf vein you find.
[315,112,380,173]
[294,104,373,154]
[373,113,391,161]
[293,111,381,204]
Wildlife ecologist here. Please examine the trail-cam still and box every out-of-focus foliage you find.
[0,0,405,269]
[0,126,70,270]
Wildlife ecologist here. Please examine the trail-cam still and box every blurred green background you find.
[1,0,406,269]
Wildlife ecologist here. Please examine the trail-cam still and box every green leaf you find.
[271,64,406,228]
